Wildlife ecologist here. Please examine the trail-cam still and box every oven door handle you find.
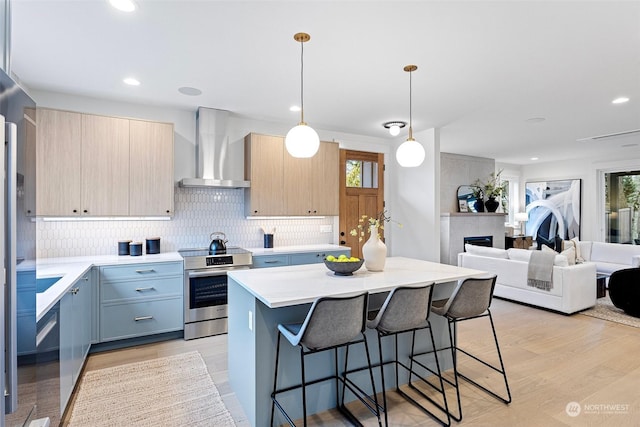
[187,269,229,278]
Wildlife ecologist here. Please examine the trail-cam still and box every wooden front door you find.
[339,150,385,259]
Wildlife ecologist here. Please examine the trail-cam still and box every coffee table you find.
[596,274,608,298]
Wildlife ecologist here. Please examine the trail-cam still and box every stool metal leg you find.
[270,332,282,427]
[300,346,307,427]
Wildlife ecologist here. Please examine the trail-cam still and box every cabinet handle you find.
[134,315,154,321]
[83,276,89,281]
[263,260,280,264]
[340,240,346,245]
[70,287,79,295]
[135,269,156,274]
[166,210,170,213]
[72,209,78,213]
[135,287,155,292]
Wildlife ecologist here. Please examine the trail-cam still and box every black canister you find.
[118,240,132,256]
[146,237,160,255]
[129,242,143,256]
[264,234,274,249]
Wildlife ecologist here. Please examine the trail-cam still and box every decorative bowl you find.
[323,259,364,276]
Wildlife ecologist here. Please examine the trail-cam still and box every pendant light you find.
[285,32,320,158]
[395,65,426,167]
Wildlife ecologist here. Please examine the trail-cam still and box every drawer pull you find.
[264,260,281,264]
[134,315,154,321]
[135,287,155,292]
[135,269,156,274]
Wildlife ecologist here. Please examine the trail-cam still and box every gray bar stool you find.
[360,284,451,426]
[414,275,511,422]
[270,292,382,427]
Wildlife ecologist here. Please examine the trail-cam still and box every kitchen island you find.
[227,257,486,427]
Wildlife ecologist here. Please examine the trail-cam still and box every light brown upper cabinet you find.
[81,114,130,216]
[284,141,339,215]
[129,120,174,216]
[37,108,83,216]
[245,133,339,216]
[244,133,285,216]
[36,108,174,217]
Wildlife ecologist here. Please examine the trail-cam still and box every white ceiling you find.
[10,0,640,165]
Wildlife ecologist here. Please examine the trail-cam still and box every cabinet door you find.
[78,274,92,363]
[23,108,37,216]
[283,150,313,215]
[81,114,130,215]
[36,108,82,216]
[311,141,339,215]
[244,134,284,215]
[59,289,74,413]
[129,120,174,216]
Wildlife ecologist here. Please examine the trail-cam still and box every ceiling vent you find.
[577,129,640,141]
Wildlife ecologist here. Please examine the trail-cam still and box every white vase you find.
[362,225,387,271]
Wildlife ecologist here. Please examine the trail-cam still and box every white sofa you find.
[576,241,640,276]
[458,247,597,314]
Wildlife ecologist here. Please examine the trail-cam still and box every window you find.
[346,159,378,188]
[605,171,640,244]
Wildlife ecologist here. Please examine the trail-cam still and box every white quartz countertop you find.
[36,252,183,322]
[228,256,487,308]
[246,244,349,256]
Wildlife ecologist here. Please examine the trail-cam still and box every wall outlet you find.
[320,225,332,233]
[248,310,253,331]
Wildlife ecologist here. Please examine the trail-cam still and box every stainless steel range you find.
[179,247,252,340]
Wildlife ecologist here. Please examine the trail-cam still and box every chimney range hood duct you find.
[179,107,250,189]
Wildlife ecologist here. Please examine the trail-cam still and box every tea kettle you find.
[209,232,228,254]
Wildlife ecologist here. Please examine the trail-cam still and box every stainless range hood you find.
[179,107,250,188]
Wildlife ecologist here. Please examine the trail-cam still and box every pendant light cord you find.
[300,39,305,124]
[408,68,413,140]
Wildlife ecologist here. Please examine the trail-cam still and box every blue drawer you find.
[252,255,289,269]
[100,297,183,341]
[289,250,351,265]
[100,262,182,282]
[101,276,182,303]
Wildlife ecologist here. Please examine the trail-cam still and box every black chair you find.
[413,275,511,422]
[362,284,450,427]
[270,292,382,427]
[608,267,640,317]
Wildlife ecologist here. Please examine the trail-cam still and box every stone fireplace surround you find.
[440,213,507,265]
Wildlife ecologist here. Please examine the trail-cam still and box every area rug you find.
[581,295,640,329]
[68,351,236,427]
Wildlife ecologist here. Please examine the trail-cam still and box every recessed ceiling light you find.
[123,77,140,86]
[109,0,136,12]
[289,105,301,112]
[612,97,629,104]
[530,157,539,161]
[178,87,202,96]
[525,117,546,123]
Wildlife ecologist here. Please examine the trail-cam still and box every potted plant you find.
[474,170,507,212]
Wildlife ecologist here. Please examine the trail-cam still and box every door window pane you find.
[346,160,378,188]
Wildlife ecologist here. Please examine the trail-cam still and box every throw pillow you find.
[464,244,509,259]
[540,244,571,266]
[570,237,584,262]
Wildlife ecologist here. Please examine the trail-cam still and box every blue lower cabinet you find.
[253,249,351,269]
[59,272,92,413]
[98,262,183,342]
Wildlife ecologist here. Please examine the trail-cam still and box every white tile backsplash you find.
[37,187,337,258]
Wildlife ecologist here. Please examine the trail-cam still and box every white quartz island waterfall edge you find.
[227,257,487,427]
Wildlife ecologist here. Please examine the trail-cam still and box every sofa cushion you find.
[596,261,630,276]
[464,244,509,259]
[590,242,640,265]
[507,248,532,262]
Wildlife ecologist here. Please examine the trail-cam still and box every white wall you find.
[389,128,440,262]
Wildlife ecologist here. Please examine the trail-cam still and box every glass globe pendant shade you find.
[396,138,425,167]
[285,123,320,158]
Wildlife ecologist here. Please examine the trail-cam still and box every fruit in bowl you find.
[324,254,364,276]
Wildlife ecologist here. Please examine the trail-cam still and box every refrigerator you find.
[1,68,37,427]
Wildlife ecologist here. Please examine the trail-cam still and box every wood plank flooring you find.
[62,297,640,426]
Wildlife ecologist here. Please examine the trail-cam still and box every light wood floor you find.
[63,298,640,426]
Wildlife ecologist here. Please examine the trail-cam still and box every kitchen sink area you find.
[36,276,62,294]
